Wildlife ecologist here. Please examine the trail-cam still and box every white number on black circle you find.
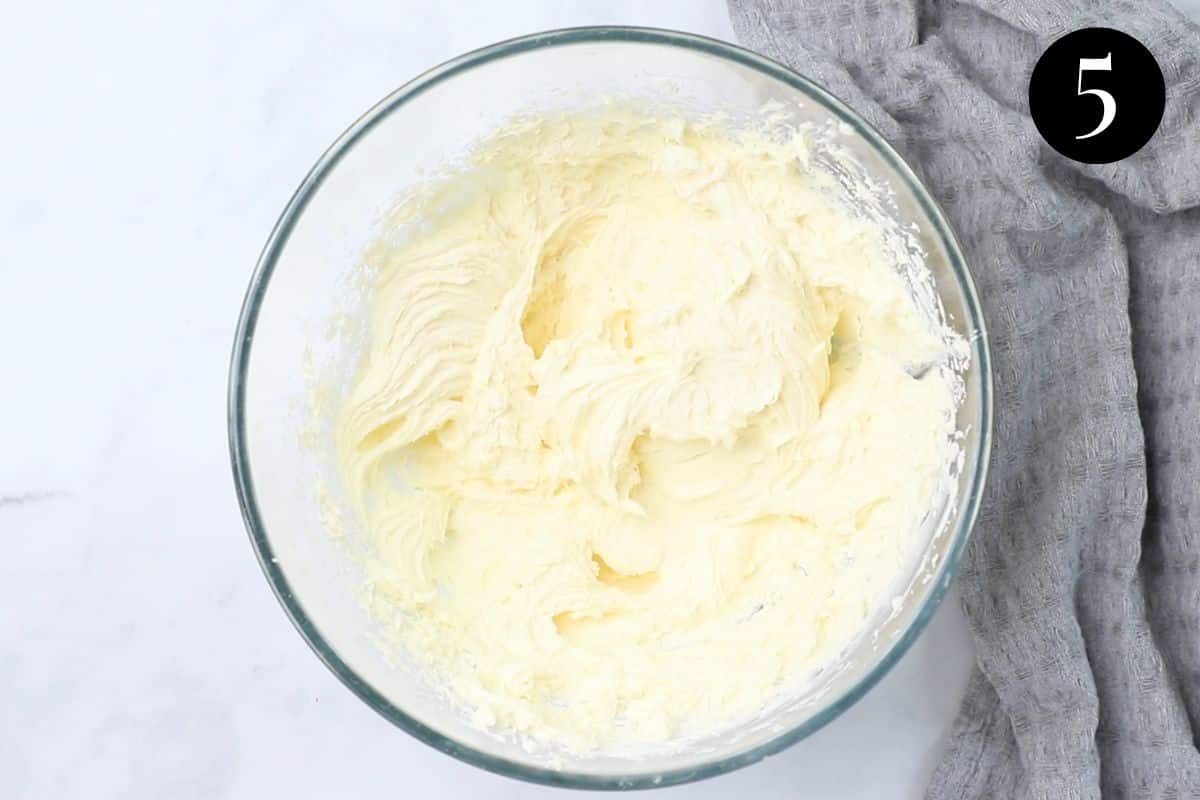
[1076,54,1115,140]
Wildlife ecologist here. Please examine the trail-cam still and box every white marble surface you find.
[3,1,1193,797]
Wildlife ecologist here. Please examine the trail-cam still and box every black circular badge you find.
[1029,27,1165,164]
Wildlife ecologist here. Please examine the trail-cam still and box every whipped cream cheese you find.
[333,106,961,750]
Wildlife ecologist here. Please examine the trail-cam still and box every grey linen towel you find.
[728,1,1200,797]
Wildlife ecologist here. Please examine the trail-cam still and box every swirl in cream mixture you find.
[334,107,961,750]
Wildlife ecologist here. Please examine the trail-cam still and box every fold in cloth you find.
[727,1,1200,796]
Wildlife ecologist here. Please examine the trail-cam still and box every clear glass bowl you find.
[229,26,992,790]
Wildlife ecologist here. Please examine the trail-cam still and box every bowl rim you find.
[228,24,993,791]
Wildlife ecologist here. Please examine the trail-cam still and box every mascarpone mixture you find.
[334,107,961,750]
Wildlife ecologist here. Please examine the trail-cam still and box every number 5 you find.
[1076,54,1115,140]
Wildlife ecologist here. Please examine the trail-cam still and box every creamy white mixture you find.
[333,107,961,750]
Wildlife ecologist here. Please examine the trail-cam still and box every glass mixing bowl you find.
[229,26,992,790]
